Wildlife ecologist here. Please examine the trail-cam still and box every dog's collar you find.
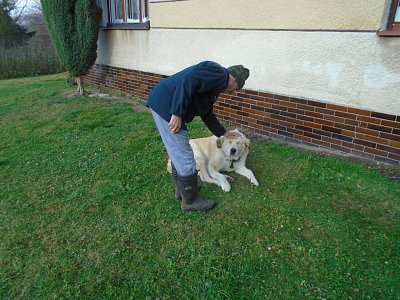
[230,157,240,168]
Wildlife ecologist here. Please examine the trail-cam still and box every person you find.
[146,61,250,212]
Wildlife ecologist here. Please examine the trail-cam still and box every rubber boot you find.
[177,171,216,212]
[171,163,200,201]
[171,163,182,200]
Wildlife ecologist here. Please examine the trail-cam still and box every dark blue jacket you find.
[146,61,228,137]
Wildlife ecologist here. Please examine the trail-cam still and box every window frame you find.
[103,0,150,30]
[378,0,400,36]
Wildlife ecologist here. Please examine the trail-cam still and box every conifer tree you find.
[40,0,99,95]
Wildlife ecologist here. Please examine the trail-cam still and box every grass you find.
[1,73,399,299]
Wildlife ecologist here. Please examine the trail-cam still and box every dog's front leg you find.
[235,166,259,186]
[208,169,231,192]
[199,169,220,185]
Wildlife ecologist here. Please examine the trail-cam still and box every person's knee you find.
[173,160,196,176]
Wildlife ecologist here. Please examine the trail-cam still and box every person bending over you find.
[146,61,250,212]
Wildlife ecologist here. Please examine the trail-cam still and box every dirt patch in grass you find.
[61,88,149,113]
[105,95,149,113]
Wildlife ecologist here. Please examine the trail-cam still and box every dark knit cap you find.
[227,65,250,89]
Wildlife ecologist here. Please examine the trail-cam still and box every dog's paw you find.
[221,182,231,192]
[251,178,259,186]
[224,174,234,182]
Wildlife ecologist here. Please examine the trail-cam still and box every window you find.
[378,0,400,36]
[395,1,400,23]
[105,0,150,29]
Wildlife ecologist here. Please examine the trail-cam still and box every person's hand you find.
[169,115,182,133]
[224,132,241,139]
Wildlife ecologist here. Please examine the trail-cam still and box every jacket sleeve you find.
[169,63,227,116]
[201,110,226,137]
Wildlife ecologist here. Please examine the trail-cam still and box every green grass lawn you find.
[1,73,399,299]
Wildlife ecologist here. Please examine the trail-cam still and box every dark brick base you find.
[84,64,400,166]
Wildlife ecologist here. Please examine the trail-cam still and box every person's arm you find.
[201,110,226,137]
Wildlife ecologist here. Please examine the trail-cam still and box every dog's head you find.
[216,129,250,160]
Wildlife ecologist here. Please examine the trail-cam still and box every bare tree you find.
[27,0,41,15]
[7,0,28,20]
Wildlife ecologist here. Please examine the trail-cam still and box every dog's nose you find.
[230,148,236,155]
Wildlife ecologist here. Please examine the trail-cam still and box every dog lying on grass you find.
[168,129,259,192]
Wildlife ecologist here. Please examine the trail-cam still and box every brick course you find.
[84,64,400,166]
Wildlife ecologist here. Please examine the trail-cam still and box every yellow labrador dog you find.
[168,129,259,192]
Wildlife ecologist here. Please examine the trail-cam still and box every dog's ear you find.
[245,138,250,148]
[216,136,224,148]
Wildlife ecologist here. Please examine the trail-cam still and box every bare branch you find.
[14,0,28,21]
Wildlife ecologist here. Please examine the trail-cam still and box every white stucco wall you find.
[96,29,400,115]
[150,0,385,30]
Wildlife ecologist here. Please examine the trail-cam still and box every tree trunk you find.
[76,76,85,95]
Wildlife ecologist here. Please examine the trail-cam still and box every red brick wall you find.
[84,64,400,166]
[84,64,166,99]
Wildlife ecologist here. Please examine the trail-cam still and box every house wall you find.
[150,0,384,30]
[86,0,400,165]
[95,28,400,116]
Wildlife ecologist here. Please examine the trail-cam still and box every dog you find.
[167,129,259,192]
